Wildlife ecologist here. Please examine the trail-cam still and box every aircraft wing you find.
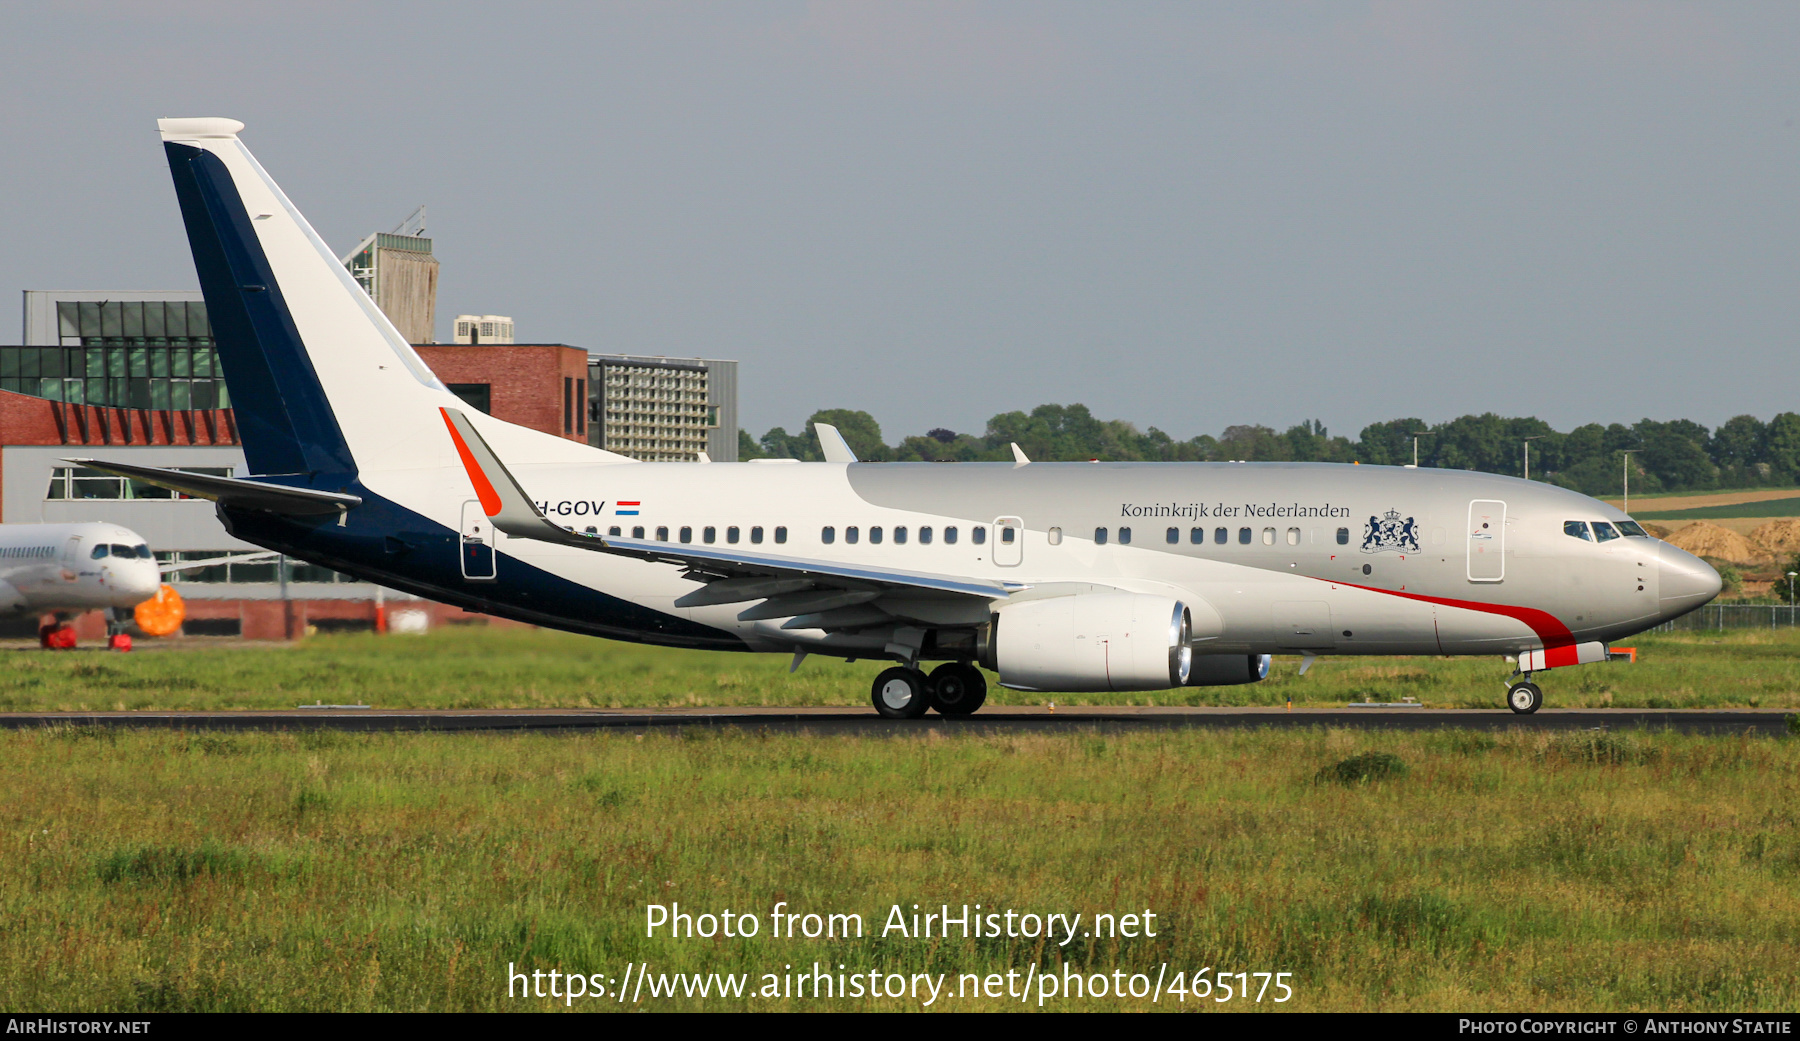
[64,458,361,516]
[440,408,1025,623]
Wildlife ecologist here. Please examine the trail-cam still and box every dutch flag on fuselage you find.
[615,502,641,516]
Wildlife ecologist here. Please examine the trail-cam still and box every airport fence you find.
[1650,604,1800,632]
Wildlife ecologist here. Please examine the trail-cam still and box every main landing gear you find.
[1506,677,1543,715]
[870,662,989,720]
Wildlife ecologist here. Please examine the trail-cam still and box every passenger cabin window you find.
[1262,527,1275,546]
[1286,527,1300,546]
[1616,521,1651,538]
[703,526,716,543]
[921,526,935,544]
[1094,527,1108,546]
[609,526,622,536]
[1166,527,1179,544]
[632,526,645,539]
[1215,527,1229,544]
[1118,527,1131,545]
[1001,527,1015,544]
[870,526,884,545]
[821,526,835,544]
[1190,528,1204,544]
[894,526,908,545]
[750,526,763,544]
[774,526,787,544]
[1564,520,1593,542]
[655,526,669,541]
[727,526,740,544]
[1336,527,1350,545]
[1591,521,1620,543]
[679,526,692,543]
[972,527,986,545]
[847,526,860,544]
[1238,527,1252,545]
[944,527,958,545]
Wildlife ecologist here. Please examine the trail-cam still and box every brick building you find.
[416,343,590,440]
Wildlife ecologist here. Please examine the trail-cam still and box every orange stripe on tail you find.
[441,408,502,516]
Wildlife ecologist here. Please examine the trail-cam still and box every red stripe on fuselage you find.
[440,408,503,517]
[1313,577,1577,665]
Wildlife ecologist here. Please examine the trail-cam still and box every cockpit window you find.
[111,544,137,558]
[1591,521,1620,543]
[90,544,109,559]
[1615,521,1650,538]
[133,544,152,558]
[1563,520,1593,542]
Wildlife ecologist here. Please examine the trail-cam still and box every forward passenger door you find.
[1467,500,1505,582]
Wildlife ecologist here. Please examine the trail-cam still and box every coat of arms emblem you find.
[1362,509,1420,554]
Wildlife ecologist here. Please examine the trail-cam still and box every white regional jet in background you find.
[0,523,162,640]
[76,117,1721,715]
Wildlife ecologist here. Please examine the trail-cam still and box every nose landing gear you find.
[1506,677,1543,715]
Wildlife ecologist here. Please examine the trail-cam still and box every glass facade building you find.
[5,297,229,409]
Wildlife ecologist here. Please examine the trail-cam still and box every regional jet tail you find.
[83,117,1720,717]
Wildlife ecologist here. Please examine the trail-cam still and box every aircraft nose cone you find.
[118,566,161,604]
[1658,541,1721,617]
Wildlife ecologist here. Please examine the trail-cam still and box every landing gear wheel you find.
[928,662,988,716]
[872,667,931,719]
[1507,681,1543,715]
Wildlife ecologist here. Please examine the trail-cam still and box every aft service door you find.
[1466,500,1506,582]
[460,500,497,581]
[993,517,1023,567]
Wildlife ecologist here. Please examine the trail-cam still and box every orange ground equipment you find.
[133,584,186,637]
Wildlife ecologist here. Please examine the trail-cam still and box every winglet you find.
[696,450,712,464]
[1011,442,1031,466]
[440,408,592,545]
[815,423,858,463]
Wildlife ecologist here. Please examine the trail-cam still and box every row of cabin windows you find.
[1090,526,1354,547]
[583,523,1362,549]
[819,526,984,546]
[592,525,790,545]
[582,525,993,547]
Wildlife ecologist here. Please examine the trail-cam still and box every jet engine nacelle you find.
[985,593,1191,692]
[1185,653,1271,686]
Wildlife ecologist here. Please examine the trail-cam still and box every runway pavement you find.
[0,706,1791,735]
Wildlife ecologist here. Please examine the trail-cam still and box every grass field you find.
[2,723,1796,1012]
[1635,497,1800,521]
[2,625,1798,712]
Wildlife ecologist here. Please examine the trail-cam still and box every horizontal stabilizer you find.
[65,458,361,516]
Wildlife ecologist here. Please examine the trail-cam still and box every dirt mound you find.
[1749,519,1800,560]
[1664,521,1759,563]
[1640,522,1672,539]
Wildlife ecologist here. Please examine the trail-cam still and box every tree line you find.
[738,404,1800,497]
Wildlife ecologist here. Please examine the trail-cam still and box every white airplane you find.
[0,522,162,632]
[78,117,1720,715]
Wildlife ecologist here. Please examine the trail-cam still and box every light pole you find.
[1523,435,1546,481]
[1620,450,1641,514]
[1409,430,1430,468]
[1788,571,1796,606]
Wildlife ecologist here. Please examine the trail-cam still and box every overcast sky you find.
[3,2,1796,442]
